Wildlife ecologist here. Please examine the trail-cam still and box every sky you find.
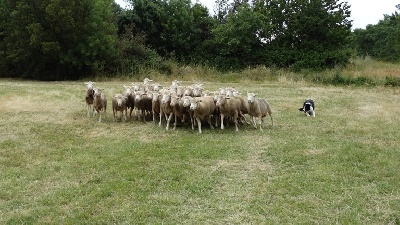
[115,0,399,29]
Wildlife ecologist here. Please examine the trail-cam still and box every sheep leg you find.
[173,114,178,130]
[159,112,163,127]
[220,114,225,130]
[250,116,257,128]
[87,105,91,117]
[129,107,133,118]
[196,117,202,133]
[98,111,102,123]
[258,115,263,131]
[142,109,146,122]
[234,112,239,132]
[207,116,214,130]
[123,109,127,122]
[166,113,173,130]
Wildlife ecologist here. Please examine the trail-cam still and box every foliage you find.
[353,5,400,62]
[353,5,400,61]
[0,0,117,80]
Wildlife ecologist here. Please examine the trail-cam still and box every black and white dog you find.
[299,99,315,117]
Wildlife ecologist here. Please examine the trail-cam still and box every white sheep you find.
[151,91,162,123]
[215,95,242,132]
[160,90,174,130]
[189,96,216,133]
[84,81,95,117]
[247,92,273,131]
[123,85,135,119]
[112,94,127,122]
[93,88,107,122]
[170,93,191,130]
[134,90,152,122]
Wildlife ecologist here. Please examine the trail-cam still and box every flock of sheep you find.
[84,78,274,133]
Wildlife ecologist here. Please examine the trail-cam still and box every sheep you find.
[183,86,193,97]
[93,88,107,122]
[192,84,204,97]
[123,85,135,118]
[112,94,128,122]
[159,90,174,130]
[151,91,162,123]
[170,93,191,130]
[215,95,242,132]
[134,90,152,122]
[247,92,273,131]
[182,96,195,130]
[169,80,181,93]
[84,81,95,117]
[176,85,184,97]
[151,83,162,92]
[234,94,251,125]
[143,78,153,85]
[299,99,315,117]
[189,96,216,133]
[131,82,142,92]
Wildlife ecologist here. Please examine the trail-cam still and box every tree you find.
[263,0,353,70]
[211,3,266,70]
[354,5,400,62]
[0,0,117,80]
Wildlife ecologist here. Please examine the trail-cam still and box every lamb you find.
[247,92,273,131]
[112,94,128,122]
[215,95,242,132]
[299,99,315,117]
[93,88,107,122]
[84,81,95,117]
[189,96,216,133]
[123,85,135,118]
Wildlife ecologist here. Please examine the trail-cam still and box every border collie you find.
[299,99,315,117]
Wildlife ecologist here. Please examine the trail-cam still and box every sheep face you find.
[170,95,180,107]
[189,99,200,111]
[123,85,132,95]
[94,88,103,97]
[134,91,144,102]
[215,95,226,107]
[85,81,95,91]
[132,83,141,92]
[161,92,171,104]
[152,93,161,102]
[115,96,125,107]
[182,96,192,107]
[247,93,257,104]
[152,83,162,92]
[143,78,153,85]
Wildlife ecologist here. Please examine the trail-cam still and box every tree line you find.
[0,0,399,80]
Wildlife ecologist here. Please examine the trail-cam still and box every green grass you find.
[0,79,399,224]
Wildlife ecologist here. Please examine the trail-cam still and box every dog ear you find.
[299,108,304,111]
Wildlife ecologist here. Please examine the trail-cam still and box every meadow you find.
[0,64,400,223]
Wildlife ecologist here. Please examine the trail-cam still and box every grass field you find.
[0,78,399,224]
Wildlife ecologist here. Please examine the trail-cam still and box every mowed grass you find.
[0,79,399,224]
